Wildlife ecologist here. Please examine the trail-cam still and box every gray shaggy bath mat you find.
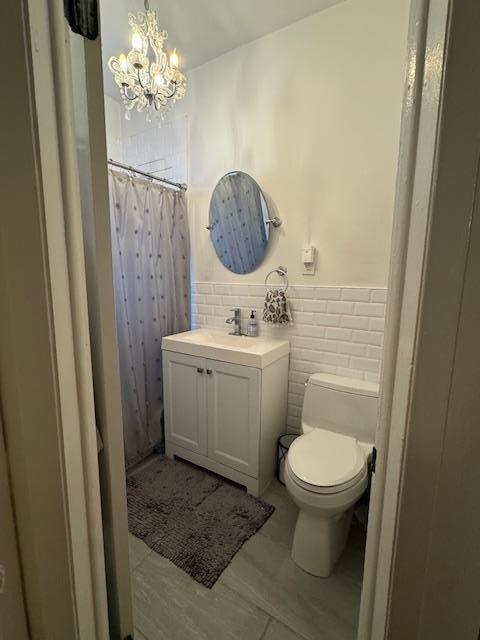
[126,456,274,588]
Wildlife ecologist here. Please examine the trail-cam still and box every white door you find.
[163,351,207,454]
[206,360,260,477]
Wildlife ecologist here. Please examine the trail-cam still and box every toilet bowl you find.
[285,373,379,577]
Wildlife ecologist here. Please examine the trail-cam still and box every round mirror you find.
[208,171,271,274]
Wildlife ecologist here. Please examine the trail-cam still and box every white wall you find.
[111,0,409,287]
[104,94,123,162]
[104,97,188,184]
[173,0,408,287]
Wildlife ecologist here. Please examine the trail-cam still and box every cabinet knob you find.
[197,367,204,373]
[206,369,213,375]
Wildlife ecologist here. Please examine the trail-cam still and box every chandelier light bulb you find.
[170,48,179,69]
[119,53,128,72]
[131,30,143,51]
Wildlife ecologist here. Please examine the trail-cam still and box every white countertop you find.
[162,328,290,369]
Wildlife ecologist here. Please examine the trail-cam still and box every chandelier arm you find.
[123,85,140,101]
[136,67,148,92]
[155,86,175,102]
[164,81,177,99]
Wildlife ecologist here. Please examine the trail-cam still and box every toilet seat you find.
[288,428,367,495]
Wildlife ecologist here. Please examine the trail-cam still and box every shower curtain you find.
[109,170,190,466]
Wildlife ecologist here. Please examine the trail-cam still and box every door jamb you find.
[0,413,29,639]
[359,0,450,635]
[0,0,111,637]
[360,0,480,637]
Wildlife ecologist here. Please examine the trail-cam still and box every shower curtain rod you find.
[108,158,187,191]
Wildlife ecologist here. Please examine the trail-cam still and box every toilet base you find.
[291,507,354,577]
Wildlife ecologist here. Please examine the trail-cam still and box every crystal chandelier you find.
[108,0,186,121]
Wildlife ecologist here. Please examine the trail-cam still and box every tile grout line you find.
[130,545,155,573]
[259,611,314,640]
[219,580,275,622]
[259,617,272,640]
[219,573,312,640]
[277,619,312,640]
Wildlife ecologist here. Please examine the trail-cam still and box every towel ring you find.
[265,266,289,291]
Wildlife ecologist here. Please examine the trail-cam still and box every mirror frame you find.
[208,170,273,274]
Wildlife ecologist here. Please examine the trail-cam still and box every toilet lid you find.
[288,429,366,490]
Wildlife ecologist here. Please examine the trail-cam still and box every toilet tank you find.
[302,373,379,445]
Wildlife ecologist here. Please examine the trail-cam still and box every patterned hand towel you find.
[263,289,292,324]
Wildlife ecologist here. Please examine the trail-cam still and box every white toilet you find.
[285,372,379,577]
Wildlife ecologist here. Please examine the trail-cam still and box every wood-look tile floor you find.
[129,478,366,640]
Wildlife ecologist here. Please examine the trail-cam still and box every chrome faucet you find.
[226,308,241,335]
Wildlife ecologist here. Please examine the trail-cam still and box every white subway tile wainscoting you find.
[191,283,387,433]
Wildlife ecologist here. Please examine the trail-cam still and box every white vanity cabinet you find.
[163,352,207,456]
[162,330,289,496]
[206,359,261,477]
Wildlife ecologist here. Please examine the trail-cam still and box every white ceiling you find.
[100,0,345,99]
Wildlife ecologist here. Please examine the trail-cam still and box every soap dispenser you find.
[247,310,258,337]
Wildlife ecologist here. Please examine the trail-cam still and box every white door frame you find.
[69,27,134,640]
[0,414,29,640]
[1,0,110,637]
[358,0,449,634]
[360,0,480,637]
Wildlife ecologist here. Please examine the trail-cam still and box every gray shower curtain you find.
[109,170,190,466]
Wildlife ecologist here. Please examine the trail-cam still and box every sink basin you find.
[162,328,290,368]
[182,331,255,348]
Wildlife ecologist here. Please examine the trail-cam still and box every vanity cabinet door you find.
[206,360,261,477]
[163,351,207,455]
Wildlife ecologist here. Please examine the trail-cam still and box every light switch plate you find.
[303,262,315,275]
[302,246,315,264]
[302,245,316,274]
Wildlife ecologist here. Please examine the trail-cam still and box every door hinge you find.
[371,446,377,473]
